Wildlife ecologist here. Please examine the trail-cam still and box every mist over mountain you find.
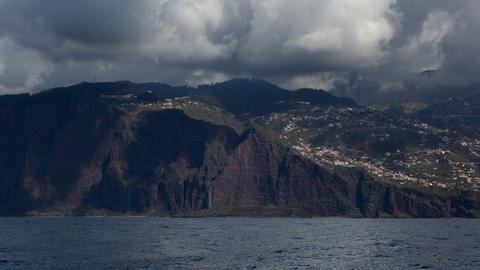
[330,71,480,108]
[1,0,480,103]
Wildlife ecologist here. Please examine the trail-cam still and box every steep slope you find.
[0,82,479,217]
[210,130,480,218]
[0,87,117,215]
[84,109,239,215]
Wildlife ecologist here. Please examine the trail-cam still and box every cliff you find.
[0,84,479,217]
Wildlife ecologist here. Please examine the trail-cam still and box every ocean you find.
[0,217,478,270]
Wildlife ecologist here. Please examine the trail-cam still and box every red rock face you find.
[210,130,480,217]
[83,109,238,215]
[212,130,281,206]
[211,130,356,216]
[0,88,479,217]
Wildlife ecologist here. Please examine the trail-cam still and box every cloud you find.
[0,61,4,77]
[280,72,338,91]
[239,0,398,74]
[185,70,230,86]
[0,37,52,93]
[352,0,480,90]
[438,0,480,84]
[400,11,455,72]
[0,0,478,94]
[146,0,244,64]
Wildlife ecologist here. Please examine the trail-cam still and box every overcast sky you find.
[0,0,479,94]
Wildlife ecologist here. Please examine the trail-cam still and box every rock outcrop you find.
[0,85,479,217]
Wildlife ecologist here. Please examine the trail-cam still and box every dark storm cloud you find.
[0,0,158,61]
[0,0,478,94]
[437,0,480,84]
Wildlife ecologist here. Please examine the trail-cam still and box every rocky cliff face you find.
[211,130,355,216]
[85,109,239,215]
[211,130,480,218]
[0,86,479,217]
[0,88,116,215]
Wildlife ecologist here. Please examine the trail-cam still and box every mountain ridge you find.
[0,79,479,217]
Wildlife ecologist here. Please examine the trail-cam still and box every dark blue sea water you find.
[0,218,479,270]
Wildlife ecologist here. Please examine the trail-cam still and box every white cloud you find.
[400,11,455,72]
[284,28,344,52]
[0,0,401,92]
[0,0,478,93]
[242,0,398,69]
[281,72,337,90]
[146,0,238,64]
[0,38,52,93]
[185,70,230,86]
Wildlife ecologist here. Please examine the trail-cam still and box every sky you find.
[0,0,479,94]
